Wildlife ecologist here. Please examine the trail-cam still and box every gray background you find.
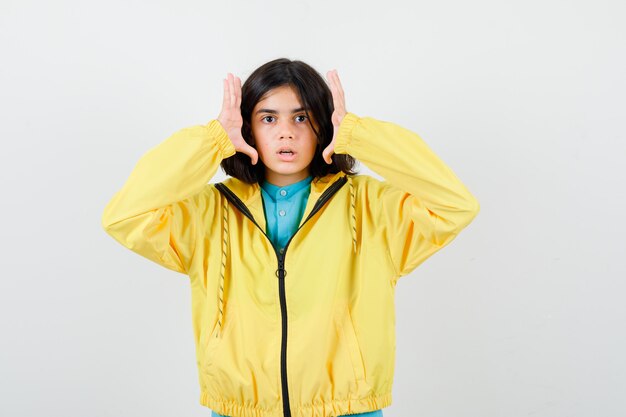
[1,0,625,416]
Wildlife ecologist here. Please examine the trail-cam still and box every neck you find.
[264,172,312,187]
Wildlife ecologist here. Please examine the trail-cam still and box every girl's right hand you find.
[217,73,259,165]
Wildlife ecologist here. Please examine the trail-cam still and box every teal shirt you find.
[259,175,314,253]
[210,174,383,417]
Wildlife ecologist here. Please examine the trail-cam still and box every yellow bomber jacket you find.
[101,112,480,417]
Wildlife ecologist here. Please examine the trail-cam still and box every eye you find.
[295,115,308,123]
[261,116,275,123]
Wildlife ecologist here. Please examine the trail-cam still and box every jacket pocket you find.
[335,307,367,382]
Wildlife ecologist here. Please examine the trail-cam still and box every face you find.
[250,85,318,187]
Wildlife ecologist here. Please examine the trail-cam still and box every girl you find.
[102,58,480,417]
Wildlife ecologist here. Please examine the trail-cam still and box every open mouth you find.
[277,148,297,161]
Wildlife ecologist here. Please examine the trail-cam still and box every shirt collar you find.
[261,175,313,201]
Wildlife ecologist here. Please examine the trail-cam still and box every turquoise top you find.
[259,175,314,253]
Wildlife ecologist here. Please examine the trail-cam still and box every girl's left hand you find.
[323,69,348,164]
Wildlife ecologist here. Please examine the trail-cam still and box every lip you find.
[276,149,297,162]
[276,146,296,154]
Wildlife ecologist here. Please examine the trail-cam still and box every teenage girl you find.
[102,58,480,417]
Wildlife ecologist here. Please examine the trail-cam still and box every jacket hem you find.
[200,391,392,417]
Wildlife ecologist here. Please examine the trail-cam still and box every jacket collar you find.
[218,171,348,232]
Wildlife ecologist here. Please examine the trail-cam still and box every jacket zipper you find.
[215,175,348,417]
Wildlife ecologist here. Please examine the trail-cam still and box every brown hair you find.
[220,58,358,183]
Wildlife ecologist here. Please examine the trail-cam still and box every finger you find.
[328,70,337,90]
[235,76,242,108]
[324,149,333,164]
[223,78,230,109]
[332,70,345,103]
[323,142,334,164]
[244,144,258,165]
[228,73,236,110]
[327,71,340,108]
[326,70,335,91]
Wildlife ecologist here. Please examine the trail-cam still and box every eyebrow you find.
[254,107,308,115]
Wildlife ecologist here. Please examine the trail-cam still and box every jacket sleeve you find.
[333,112,480,279]
[101,120,236,275]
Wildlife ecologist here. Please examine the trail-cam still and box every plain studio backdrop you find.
[1,0,625,416]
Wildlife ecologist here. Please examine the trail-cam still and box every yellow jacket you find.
[101,112,480,417]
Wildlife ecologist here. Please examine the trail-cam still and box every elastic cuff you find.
[205,119,236,158]
[333,112,360,154]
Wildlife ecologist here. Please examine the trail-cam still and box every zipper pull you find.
[276,255,286,280]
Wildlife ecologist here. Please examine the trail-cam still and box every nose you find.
[278,120,294,139]
[279,130,294,139]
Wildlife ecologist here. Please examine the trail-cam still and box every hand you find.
[322,69,348,164]
[217,73,259,165]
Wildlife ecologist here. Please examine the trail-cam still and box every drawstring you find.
[215,176,354,338]
[348,175,357,253]
[217,199,229,338]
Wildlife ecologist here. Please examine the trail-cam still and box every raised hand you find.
[322,69,348,164]
[217,73,259,165]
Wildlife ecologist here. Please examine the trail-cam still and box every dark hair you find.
[220,58,358,184]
